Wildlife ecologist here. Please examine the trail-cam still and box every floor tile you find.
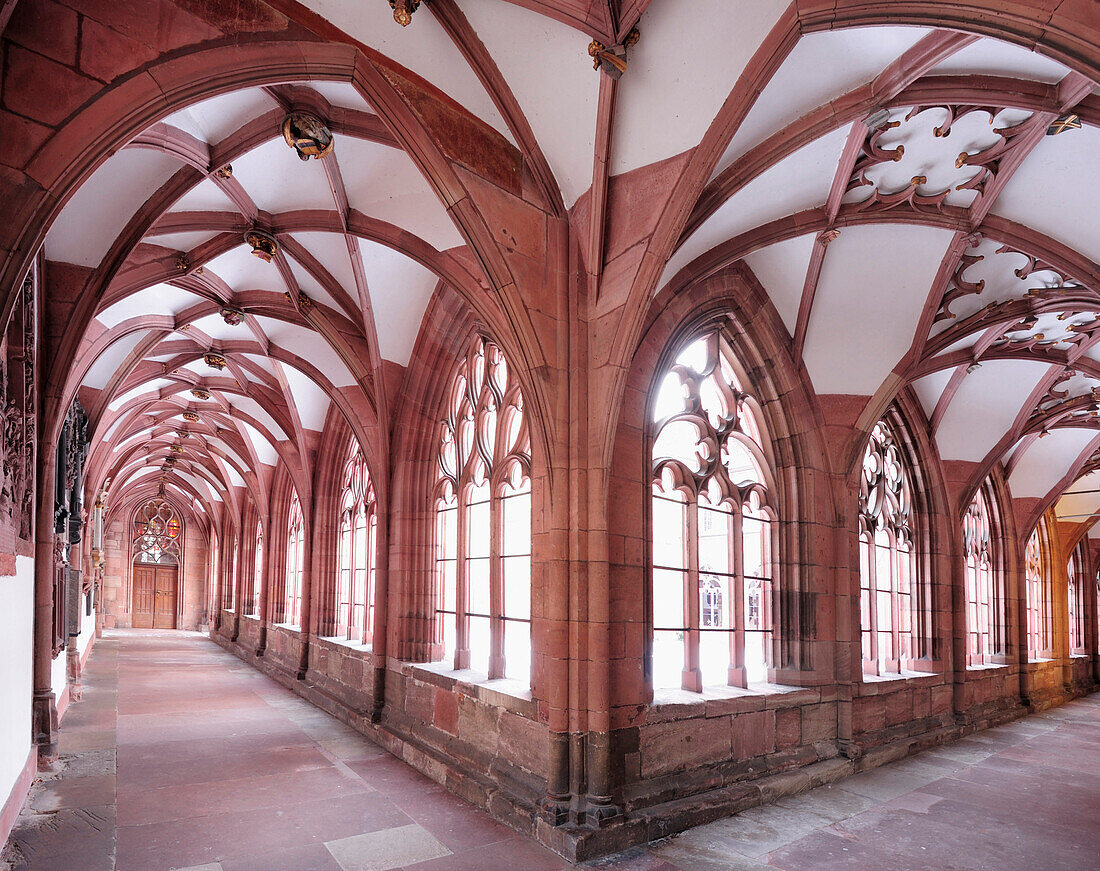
[324,823,452,871]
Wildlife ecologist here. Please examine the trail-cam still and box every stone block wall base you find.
[212,632,1099,862]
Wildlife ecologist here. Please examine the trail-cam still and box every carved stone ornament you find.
[182,411,200,422]
[170,444,184,454]
[283,290,312,312]
[388,0,421,26]
[588,27,640,79]
[175,254,189,272]
[203,352,227,370]
[220,307,244,326]
[190,387,211,400]
[1047,114,1081,136]
[244,229,279,262]
[281,112,334,160]
[214,164,233,179]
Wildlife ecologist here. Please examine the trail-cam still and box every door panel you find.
[132,566,155,628]
[153,567,178,629]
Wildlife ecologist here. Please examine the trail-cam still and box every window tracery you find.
[964,487,1001,665]
[133,499,181,565]
[1024,528,1051,659]
[650,330,776,692]
[858,418,920,676]
[337,442,376,643]
[247,521,261,617]
[1068,544,1086,655]
[285,492,305,627]
[434,337,531,683]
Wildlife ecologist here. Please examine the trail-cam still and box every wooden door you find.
[153,567,178,629]
[132,566,156,628]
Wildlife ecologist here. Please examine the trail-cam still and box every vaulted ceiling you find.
[43,0,1099,541]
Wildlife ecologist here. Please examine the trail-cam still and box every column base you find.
[32,691,58,764]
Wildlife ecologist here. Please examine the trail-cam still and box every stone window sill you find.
[271,622,302,633]
[649,681,818,720]
[398,659,536,718]
[858,670,941,694]
[318,634,373,654]
[966,661,1010,672]
[240,613,261,621]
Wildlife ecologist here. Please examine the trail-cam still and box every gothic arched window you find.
[284,492,305,628]
[1024,528,1051,659]
[1068,543,1086,655]
[651,329,776,692]
[964,487,1000,664]
[434,337,531,683]
[247,520,262,617]
[226,537,239,611]
[858,418,921,676]
[337,442,376,643]
[133,499,182,565]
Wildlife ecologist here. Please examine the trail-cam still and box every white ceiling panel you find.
[337,136,464,251]
[993,124,1100,266]
[713,26,931,180]
[297,0,513,142]
[359,238,439,365]
[742,232,816,338]
[462,0,597,208]
[1009,428,1098,498]
[611,0,788,175]
[802,224,953,395]
[46,148,182,267]
[658,125,849,293]
[935,359,1048,462]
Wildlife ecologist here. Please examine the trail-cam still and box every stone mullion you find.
[866,534,879,675]
[730,508,747,689]
[256,513,273,654]
[682,499,702,692]
[231,522,245,641]
[454,491,470,671]
[488,487,505,679]
[890,545,903,673]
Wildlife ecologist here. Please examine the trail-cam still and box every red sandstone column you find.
[32,449,59,763]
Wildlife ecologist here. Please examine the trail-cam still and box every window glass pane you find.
[468,615,490,676]
[442,617,456,665]
[742,513,768,579]
[468,557,490,615]
[700,573,729,630]
[501,491,530,557]
[442,560,456,612]
[652,629,684,691]
[504,620,530,684]
[698,503,729,574]
[699,629,730,688]
[875,543,893,593]
[503,556,530,620]
[652,494,686,569]
[744,631,767,684]
[653,568,686,630]
[467,486,491,559]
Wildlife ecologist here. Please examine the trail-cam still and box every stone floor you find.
[2,633,1098,871]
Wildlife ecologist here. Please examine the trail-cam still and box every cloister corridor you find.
[2,632,1097,871]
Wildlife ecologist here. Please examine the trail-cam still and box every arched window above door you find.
[133,499,182,565]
